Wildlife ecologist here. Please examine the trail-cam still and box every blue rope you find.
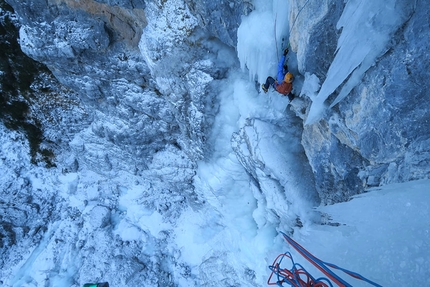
[280,232,383,287]
[268,252,334,287]
[282,233,352,287]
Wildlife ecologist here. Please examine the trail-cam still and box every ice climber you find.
[261,48,295,102]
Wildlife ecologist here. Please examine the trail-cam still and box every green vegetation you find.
[0,0,56,167]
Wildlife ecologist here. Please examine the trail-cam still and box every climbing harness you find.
[267,232,382,287]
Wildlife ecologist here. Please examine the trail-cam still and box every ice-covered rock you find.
[289,0,430,203]
[2,0,430,285]
[231,116,319,222]
[289,0,344,82]
[2,0,251,285]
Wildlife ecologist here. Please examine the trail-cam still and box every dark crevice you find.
[0,0,56,167]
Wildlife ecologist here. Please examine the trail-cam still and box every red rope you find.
[267,232,382,287]
[282,234,348,287]
[267,253,331,287]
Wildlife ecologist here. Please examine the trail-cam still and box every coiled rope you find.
[268,232,383,287]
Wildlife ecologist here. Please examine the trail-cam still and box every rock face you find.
[289,0,430,203]
[289,0,344,83]
[1,0,251,285]
[184,0,253,47]
[6,0,220,172]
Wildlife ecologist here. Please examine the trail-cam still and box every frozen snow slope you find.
[299,179,430,287]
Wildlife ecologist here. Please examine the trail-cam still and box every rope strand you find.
[267,232,383,287]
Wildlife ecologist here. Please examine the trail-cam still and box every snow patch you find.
[117,184,170,239]
[296,179,430,286]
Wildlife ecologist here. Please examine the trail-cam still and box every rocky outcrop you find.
[1,0,250,284]
[290,0,430,203]
[5,0,251,172]
[289,0,344,83]
[184,0,253,47]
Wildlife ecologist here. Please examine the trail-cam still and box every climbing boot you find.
[261,84,268,93]
[288,93,295,102]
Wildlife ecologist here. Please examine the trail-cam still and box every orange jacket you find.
[275,81,292,95]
